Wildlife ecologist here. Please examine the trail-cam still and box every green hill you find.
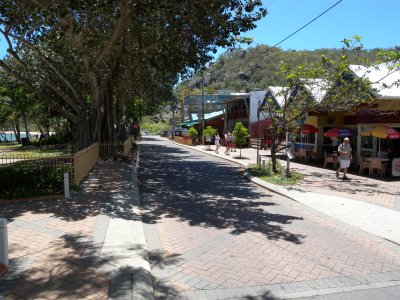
[183,45,391,93]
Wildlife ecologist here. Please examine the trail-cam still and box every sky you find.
[0,0,399,59]
[211,0,400,59]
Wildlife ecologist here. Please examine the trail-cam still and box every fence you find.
[73,143,99,185]
[99,136,134,160]
[0,135,134,188]
[0,153,73,169]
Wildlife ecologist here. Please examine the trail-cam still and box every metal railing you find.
[1,136,134,188]
[99,136,134,160]
[0,153,73,168]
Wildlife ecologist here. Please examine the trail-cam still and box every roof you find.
[303,79,329,103]
[181,110,225,127]
[268,86,291,108]
[349,62,400,98]
[220,93,250,104]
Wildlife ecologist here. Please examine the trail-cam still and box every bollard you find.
[281,167,285,179]
[64,173,70,199]
[269,163,273,176]
[0,218,9,267]
[261,160,265,169]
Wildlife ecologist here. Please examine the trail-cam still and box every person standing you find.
[206,134,212,150]
[214,132,221,154]
[228,132,236,152]
[224,130,230,155]
[336,137,352,179]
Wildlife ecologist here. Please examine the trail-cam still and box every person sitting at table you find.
[336,137,352,180]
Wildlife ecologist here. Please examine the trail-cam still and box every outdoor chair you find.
[369,158,385,177]
[299,148,307,161]
[294,151,300,160]
[307,150,317,161]
[323,152,336,168]
[359,158,370,175]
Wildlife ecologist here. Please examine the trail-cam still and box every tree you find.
[203,126,216,150]
[188,127,199,143]
[258,37,400,173]
[233,122,249,158]
[0,1,266,150]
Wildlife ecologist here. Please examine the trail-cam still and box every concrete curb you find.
[129,146,155,300]
[172,139,400,246]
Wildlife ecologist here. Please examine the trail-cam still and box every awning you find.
[178,121,199,128]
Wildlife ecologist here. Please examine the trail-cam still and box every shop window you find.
[361,136,373,149]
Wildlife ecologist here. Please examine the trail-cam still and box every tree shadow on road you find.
[139,141,305,244]
[1,233,172,299]
[0,160,143,223]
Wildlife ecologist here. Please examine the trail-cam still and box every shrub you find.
[188,127,198,139]
[0,162,74,199]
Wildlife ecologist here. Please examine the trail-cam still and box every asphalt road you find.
[138,136,400,300]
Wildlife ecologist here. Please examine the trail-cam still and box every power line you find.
[209,0,344,77]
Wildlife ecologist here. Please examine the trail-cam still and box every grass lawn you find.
[0,142,71,156]
[246,163,304,186]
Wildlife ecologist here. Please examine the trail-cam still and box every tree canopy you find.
[0,0,266,149]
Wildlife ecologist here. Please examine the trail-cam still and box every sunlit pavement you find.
[1,136,399,299]
[138,136,400,299]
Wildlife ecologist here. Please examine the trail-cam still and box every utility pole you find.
[201,71,205,145]
[256,100,261,167]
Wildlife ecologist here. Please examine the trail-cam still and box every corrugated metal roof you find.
[350,62,400,98]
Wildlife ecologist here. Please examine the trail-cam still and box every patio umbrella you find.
[300,124,318,133]
[323,127,357,138]
[370,125,400,139]
[360,125,400,157]
[298,124,318,149]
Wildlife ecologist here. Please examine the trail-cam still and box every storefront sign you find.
[392,158,400,177]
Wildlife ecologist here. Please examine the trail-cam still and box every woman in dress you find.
[214,132,220,154]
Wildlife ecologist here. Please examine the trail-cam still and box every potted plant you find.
[203,126,216,150]
[188,127,199,145]
[233,122,249,158]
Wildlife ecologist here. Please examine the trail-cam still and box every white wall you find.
[249,91,268,124]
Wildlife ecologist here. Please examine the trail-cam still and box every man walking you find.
[336,137,352,179]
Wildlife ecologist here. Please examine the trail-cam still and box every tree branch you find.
[0,60,79,123]
[7,32,86,108]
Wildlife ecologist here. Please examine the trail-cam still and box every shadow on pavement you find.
[0,161,139,222]
[2,233,174,299]
[139,141,305,244]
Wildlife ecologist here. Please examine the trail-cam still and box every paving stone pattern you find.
[0,162,131,300]
[139,138,400,299]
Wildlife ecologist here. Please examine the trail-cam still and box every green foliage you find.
[181,43,391,93]
[0,1,266,148]
[188,127,198,139]
[32,132,72,147]
[140,116,170,134]
[203,126,216,139]
[0,162,74,199]
[246,163,304,186]
[233,122,249,146]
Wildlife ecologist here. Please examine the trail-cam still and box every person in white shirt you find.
[336,137,352,180]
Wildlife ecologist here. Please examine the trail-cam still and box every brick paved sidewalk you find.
[140,138,400,299]
[0,161,142,300]
[179,142,400,212]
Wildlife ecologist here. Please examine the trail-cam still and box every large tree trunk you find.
[271,141,278,173]
[22,114,30,141]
